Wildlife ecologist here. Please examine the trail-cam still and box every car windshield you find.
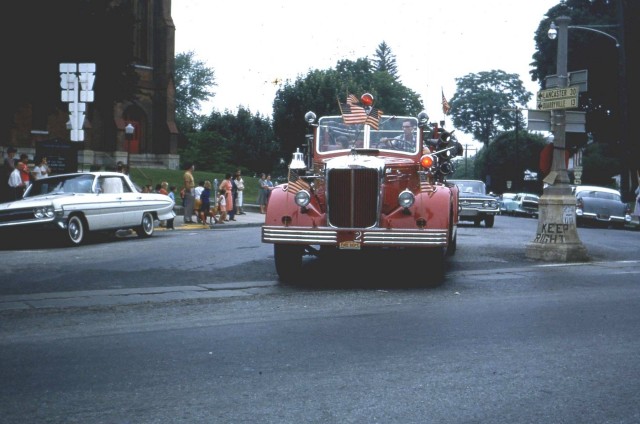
[579,191,620,201]
[316,116,419,154]
[453,181,486,194]
[24,174,96,198]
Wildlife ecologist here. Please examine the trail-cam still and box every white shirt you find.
[194,186,204,200]
[8,168,22,187]
[32,164,49,180]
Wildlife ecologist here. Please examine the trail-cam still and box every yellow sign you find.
[537,85,579,110]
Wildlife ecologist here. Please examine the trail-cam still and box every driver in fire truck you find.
[379,119,416,151]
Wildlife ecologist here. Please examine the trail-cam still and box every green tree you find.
[529,0,639,197]
[581,142,623,188]
[371,41,398,78]
[174,51,216,133]
[273,56,423,156]
[200,108,277,174]
[473,131,547,194]
[449,70,531,147]
[530,0,619,146]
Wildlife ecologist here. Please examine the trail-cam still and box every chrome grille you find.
[0,209,34,224]
[327,168,379,228]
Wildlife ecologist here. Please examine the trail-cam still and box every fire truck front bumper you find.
[262,226,449,248]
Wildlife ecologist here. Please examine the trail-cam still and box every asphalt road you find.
[0,213,638,309]
[1,215,639,423]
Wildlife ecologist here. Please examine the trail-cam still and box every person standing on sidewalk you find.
[257,173,269,214]
[166,183,176,229]
[182,163,196,223]
[219,172,235,221]
[235,170,245,214]
[1,146,18,202]
[32,156,51,180]
[194,180,205,223]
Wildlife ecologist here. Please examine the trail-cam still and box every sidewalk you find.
[159,203,265,231]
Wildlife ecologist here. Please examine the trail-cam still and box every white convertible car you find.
[0,172,175,245]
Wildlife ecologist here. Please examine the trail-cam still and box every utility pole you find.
[526,16,589,262]
[463,144,476,178]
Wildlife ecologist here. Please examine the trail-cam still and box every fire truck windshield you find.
[317,116,419,154]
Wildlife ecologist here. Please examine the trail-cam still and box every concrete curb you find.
[158,203,265,231]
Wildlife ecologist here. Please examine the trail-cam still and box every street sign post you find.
[527,110,586,133]
[544,69,588,92]
[537,85,579,110]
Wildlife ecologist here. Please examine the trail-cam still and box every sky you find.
[172,0,559,148]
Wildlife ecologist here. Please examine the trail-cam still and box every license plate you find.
[339,241,361,250]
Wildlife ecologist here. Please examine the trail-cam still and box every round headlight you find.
[34,206,55,219]
[294,190,311,207]
[398,190,415,208]
[304,111,317,124]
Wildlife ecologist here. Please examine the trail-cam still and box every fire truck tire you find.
[426,247,446,283]
[446,229,457,256]
[274,244,303,283]
[484,215,495,228]
[446,209,457,256]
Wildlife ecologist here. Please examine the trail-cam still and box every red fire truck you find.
[262,93,463,283]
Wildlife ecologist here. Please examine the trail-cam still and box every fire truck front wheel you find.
[274,244,304,283]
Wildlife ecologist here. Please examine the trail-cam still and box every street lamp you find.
[549,21,620,47]
[525,16,589,262]
[125,123,134,172]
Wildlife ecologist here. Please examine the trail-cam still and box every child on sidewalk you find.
[199,181,212,227]
[217,188,227,223]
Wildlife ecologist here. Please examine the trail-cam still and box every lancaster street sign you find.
[537,85,579,110]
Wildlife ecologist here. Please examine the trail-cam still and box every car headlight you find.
[294,190,311,207]
[483,200,497,208]
[398,190,415,208]
[34,206,55,219]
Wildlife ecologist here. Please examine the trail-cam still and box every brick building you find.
[1,0,179,171]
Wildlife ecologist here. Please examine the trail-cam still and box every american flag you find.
[287,168,310,193]
[346,94,360,105]
[365,107,383,130]
[338,95,367,125]
[441,90,451,115]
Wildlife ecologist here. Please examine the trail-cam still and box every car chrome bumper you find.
[459,208,499,217]
[262,226,448,246]
[577,211,630,223]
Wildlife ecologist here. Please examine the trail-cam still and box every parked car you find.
[498,193,517,214]
[573,185,631,229]
[448,179,499,227]
[500,192,540,218]
[0,172,175,245]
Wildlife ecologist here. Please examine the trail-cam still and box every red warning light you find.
[421,155,434,168]
[361,93,374,107]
